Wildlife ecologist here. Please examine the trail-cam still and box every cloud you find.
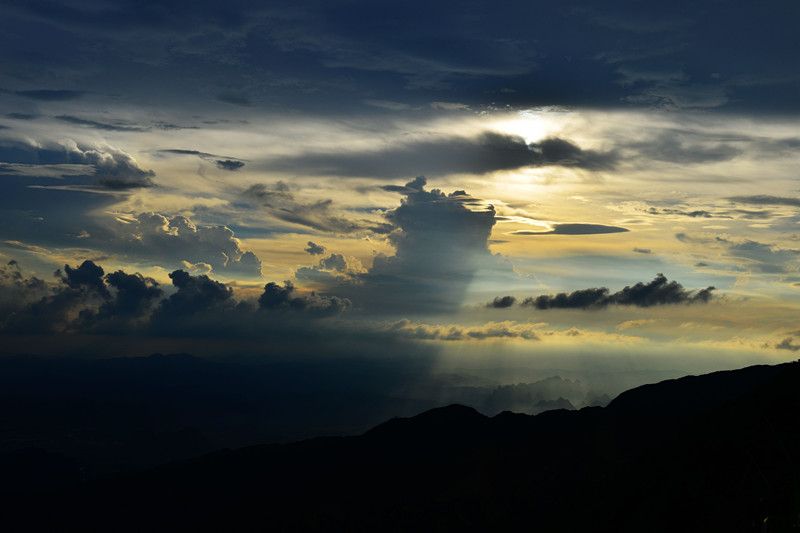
[153,270,234,318]
[216,93,253,106]
[363,99,412,111]
[676,233,800,274]
[215,160,245,171]
[13,89,85,101]
[380,319,540,341]
[616,319,657,331]
[725,240,799,274]
[259,281,351,317]
[1,260,117,334]
[295,252,363,285]
[629,131,742,164]
[304,241,325,255]
[727,195,800,207]
[159,149,216,157]
[118,213,263,278]
[61,260,108,297]
[0,140,155,190]
[379,176,427,194]
[645,207,719,218]
[1,261,348,337]
[320,254,347,272]
[630,202,773,222]
[430,102,470,111]
[511,224,629,235]
[157,149,246,171]
[74,270,163,332]
[338,177,504,313]
[146,271,351,336]
[266,132,618,179]
[98,270,163,318]
[55,115,145,132]
[243,182,391,234]
[487,296,516,308]
[500,274,716,310]
[775,337,800,352]
[0,261,48,325]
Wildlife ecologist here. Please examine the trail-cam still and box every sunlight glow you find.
[490,108,569,144]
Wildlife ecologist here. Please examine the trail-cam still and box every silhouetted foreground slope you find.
[6,362,800,532]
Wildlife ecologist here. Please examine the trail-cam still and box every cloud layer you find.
[338,177,505,313]
[0,140,155,190]
[1,261,348,337]
[267,132,618,178]
[487,275,715,310]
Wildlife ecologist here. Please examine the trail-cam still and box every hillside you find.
[4,361,800,532]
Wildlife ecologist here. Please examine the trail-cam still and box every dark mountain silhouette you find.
[3,360,799,532]
[0,353,619,483]
[0,352,441,478]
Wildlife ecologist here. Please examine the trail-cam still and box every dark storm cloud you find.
[243,182,391,234]
[487,296,516,308]
[74,269,163,332]
[0,140,155,189]
[61,260,108,296]
[1,260,113,334]
[259,281,351,317]
[0,261,47,322]
[98,270,163,318]
[153,270,234,318]
[2,1,798,114]
[216,159,245,171]
[304,241,325,255]
[502,274,715,310]
[727,195,800,208]
[148,270,350,333]
[1,261,350,337]
[511,224,629,236]
[267,132,618,178]
[55,115,146,132]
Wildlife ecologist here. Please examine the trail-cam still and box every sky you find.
[2,0,800,394]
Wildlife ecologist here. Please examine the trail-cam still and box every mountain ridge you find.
[4,360,800,532]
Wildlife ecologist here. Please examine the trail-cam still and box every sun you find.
[490,107,568,144]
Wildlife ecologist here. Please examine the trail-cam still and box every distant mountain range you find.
[4,360,799,531]
[0,353,613,481]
